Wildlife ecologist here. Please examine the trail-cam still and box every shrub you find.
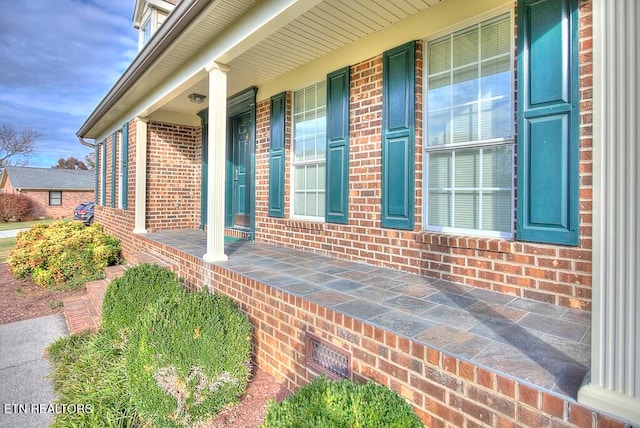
[101,263,185,342]
[262,375,424,428]
[7,221,120,289]
[125,291,252,427]
[47,331,141,427]
[0,193,32,221]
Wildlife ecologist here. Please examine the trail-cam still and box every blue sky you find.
[0,0,138,168]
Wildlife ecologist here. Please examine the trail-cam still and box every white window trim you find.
[290,82,326,222]
[422,11,516,240]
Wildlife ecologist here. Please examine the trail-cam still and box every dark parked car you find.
[73,202,94,225]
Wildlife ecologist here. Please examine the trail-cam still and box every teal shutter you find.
[326,66,350,224]
[382,41,416,230]
[111,131,117,208]
[121,122,129,210]
[94,144,99,205]
[101,140,107,206]
[517,0,579,245]
[268,92,286,217]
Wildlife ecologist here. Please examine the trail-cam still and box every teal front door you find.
[231,112,252,228]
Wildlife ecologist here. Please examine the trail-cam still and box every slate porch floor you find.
[145,229,591,400]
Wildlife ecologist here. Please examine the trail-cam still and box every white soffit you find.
[88,0,444,136]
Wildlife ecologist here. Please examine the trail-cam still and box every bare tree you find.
[53,156,89,170]
[84,152,96,170]
[0,124,42,168]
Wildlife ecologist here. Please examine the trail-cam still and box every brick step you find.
[128,251,179,274]
[63,264,128,335]
[62,295,99,334]
[85,279,108,317]
[105,264,127,280]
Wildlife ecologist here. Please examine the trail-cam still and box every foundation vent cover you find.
[305,332,350,379]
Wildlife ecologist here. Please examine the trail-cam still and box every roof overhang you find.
[78,0,511,140]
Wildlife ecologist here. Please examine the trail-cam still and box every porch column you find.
[133,117,148,234]
[203,61,229,263]
[578,1,639,425]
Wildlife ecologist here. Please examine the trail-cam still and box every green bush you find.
[125,291,252,427]
[7,221,120,289]
[47,331,141,427]
[101,263,185,342]
[262,375,424,428]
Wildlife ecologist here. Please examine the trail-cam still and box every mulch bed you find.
[0,263,84,325]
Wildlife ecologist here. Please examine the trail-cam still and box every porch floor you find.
[146,229,590,400]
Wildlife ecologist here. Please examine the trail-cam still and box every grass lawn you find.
[0,219,59,232]
[0,237,16,263]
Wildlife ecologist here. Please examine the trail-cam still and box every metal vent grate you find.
[305,332,350,380]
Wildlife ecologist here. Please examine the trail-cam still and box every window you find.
[425,13,514,238]
[140,17,152,48]
[49,191,62,206]
[292,82,326,219]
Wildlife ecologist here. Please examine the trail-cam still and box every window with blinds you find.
[292,82,327,219]
[425,13,514,237]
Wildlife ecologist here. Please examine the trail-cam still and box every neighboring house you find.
[77,0,638,426]
[0,166,94,219]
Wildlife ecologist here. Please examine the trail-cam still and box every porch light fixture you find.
[188,93,206,104]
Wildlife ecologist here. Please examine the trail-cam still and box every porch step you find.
[62,296,99,334]
[85,279,108,317]
[62,268,125,335]
[127,251,179,274]
[105,264,127,281]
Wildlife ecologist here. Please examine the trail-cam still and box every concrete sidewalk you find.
[0,314,68,428]
[0,228,28,239]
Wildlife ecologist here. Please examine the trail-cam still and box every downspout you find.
[78,137,99,206]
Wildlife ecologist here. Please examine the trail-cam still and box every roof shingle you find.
[2,166,94,191]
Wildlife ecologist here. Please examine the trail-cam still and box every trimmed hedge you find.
[125,290,252,427]
[101,263,185,341]
[49,264,252,427]
[262,375,424,428]
[8,221,120,289]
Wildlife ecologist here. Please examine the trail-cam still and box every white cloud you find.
[0,0,138,166]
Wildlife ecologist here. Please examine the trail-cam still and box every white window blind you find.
[426,13,514,237]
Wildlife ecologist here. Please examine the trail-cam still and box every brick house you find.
[77,0,638,426]
[0,166,94,219]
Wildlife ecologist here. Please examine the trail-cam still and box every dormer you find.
[132,0,178,51]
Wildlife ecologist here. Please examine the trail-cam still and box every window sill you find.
[418,231,515,254]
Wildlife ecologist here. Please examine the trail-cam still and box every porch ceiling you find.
[81,0,446,137]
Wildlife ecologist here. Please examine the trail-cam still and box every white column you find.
[133,117,148,234]
[203,61,229,263]
[578,1,639,425]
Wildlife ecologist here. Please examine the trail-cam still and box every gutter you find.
[78,137,95,149]
[76,0,211,139]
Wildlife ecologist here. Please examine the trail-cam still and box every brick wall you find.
[128,231,625,428]
[146,121,201,231]
[95,119,204,250]
[254,3,593,311]
[22,189,93,219]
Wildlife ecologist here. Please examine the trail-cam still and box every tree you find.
[0,123,42,168]
[84,152,96,170]
[53,156,88,170]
